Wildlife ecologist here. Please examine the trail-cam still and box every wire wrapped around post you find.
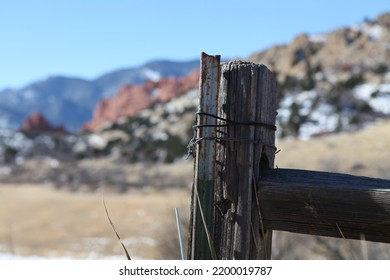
[187,111,277,159]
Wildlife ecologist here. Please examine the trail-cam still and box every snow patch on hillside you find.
[354,83,390,114]
[309,33,327,44]
[142,68,162,82]
[278,90,339,139]
[352,23,384,41]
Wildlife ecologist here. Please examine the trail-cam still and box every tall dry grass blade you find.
[175,208,186,260]
[103,198,131,260]
[360,234,368,260]
[336,223,358,259]
[195,186,217,260]
[336,223,345,239]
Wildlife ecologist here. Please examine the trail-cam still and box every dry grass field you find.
[1,120,390,259]
[0,184,191,259]
[275,120,390,179]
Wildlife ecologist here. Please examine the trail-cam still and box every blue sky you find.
[1,0,389,90]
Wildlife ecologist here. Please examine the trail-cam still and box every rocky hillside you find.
[84,71,199,131]
[0,59,199,131]
[83,13,390,143]
[21,112,66,133]
[249,12,390,137]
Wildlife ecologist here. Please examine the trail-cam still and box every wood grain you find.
[213,61,277,259]
[258,168,390,243]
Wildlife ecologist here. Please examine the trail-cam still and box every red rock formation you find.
[84,70,199,131]
[84,84,152,131]
[149,70,200,102]
[21,112,66,133]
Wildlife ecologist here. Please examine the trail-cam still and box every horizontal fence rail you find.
[258,168,390,244]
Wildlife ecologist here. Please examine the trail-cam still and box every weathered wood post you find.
[188,52,221,260]
[188,53,277,259]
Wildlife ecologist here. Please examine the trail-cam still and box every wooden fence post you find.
[188,52,221,260]
[188,54,277,259]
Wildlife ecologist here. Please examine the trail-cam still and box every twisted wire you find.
[186,111,277,159]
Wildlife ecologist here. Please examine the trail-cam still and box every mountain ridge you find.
[0,59,199,131]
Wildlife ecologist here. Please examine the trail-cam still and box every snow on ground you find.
[354,83,390,114]
[142,68,161,82]
[309,33,327,44]
[352,22,384,41]
[299,103,339,139]
[0,252,126,260]
[278,90,339,139]
[278,82,390,139]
